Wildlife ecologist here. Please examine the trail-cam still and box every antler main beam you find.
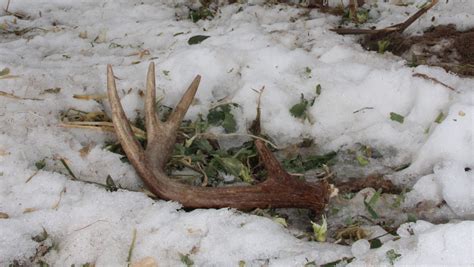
[107,63,330,212]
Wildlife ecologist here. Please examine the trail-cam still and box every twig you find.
[0,91,41,100]
[200,132,279,150]
[59,158,78,180]
[332,0,438,36]
[412,73,456,91]
[52,187,66,210]
[25,170,40,183]
[73,94,108,100]
[127,228,137,266]
[197,162,208,187]
[5,0,11,13]
[59,121,146,140]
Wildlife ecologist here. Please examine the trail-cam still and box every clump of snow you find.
[350,220,474,266]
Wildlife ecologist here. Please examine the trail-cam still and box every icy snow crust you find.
[0,0,473,266]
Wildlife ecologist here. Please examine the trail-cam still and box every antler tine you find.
[167,75,201,128]
[254,140,287,182]
[145,62,160,138]
[107,65,146,165]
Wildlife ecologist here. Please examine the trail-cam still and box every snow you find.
[0,0,473,266]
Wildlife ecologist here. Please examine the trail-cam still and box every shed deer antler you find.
[107,63,330,212]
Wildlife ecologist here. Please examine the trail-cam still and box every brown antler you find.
[107,63,330,212]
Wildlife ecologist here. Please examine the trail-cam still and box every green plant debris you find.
[315,84,322,95]
[273,217,288,228]
[311,215,328,242]
[162,70,170,76]
[59,158,78,180]
[434,111,445,123]
[32,227,48,242]
[364,189,382,219]
[369,238,383,249]
[321,257,355,267]
[238,260,246,267]
[0,67,10,76]
[40,87,61,94]
[35,159,46,170]
[289,94,316,120]
[386,249,401,265]
[390,112,404,123]
[189,7,213,23]
[407,213,417,222]
[392,189,406,208]
[105,175,119,192]
[304,260,317,267]
[378,40,390,54]
[207,103,238,133]
[188,35,210,45]
[179,253,194,267]
[282,152,336,173]
[356,155,369,166]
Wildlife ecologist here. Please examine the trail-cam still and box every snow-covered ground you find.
[0,0,473,266]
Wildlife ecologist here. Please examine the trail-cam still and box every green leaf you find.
[238,260,246,267]
[386,249,401,265]
[390,112,404,124]
[364,201,379,219]
[368,188,382,206]
[162,70,170,76]
[369,238,382,249]
[188,35,210,45]
[364,189,382,219]
[180,253,194,267]
[290,95,309,119]
[222,112,237,133]
[214,156,251,182]
[282,152,336,173]
[207,103,238,133]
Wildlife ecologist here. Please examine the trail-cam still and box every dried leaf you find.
[131,257,157,267]
[24,207,37,213]
[79,144,93,158]
[0,212,9,219]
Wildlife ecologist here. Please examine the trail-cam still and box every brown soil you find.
[361,24,474,76]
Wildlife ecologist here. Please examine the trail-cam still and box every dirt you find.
[361,24,474,76]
